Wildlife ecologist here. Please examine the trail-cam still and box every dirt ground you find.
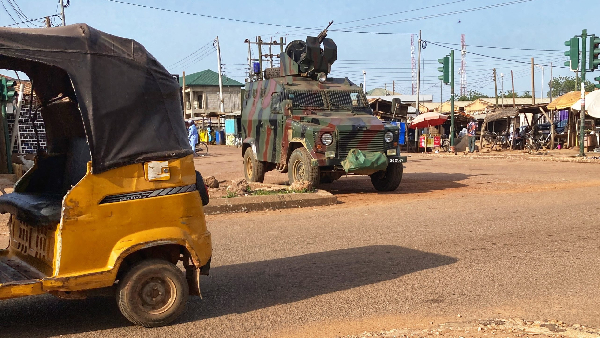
[194,145,600,206]
[0,146,599,337]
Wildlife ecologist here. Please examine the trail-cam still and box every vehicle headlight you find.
[318,72,327,83]
[321,132,333,146]
[384,131,394,143]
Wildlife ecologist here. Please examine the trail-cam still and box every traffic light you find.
[0,77,16,102]
[564,37,579,71]
[589,35,600,71]
[438,56,449,84]
[595,75,600,89]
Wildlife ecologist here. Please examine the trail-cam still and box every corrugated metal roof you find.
[180,69,244,87]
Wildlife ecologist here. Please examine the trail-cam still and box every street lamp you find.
[535,64,544,99]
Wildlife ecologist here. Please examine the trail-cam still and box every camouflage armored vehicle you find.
[241,29,407,191]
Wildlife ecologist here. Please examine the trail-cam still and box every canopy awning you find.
[547,91,589,110]
[0,24,190,173]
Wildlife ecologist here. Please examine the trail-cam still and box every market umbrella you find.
[409,112,448,129]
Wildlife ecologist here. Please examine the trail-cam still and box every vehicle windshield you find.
[284,90,369,112]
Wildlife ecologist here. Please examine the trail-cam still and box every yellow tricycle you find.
[0,24,211,327]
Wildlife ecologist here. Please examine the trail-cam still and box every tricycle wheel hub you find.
[138,276,176,314]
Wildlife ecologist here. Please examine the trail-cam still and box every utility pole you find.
[501,73,504,108]
[535,64,545,99]
[511,70,516,108]
[59,0,66,26]
[511,70,515,150]
[215,36,224,114]
[392,81,395,95]
[579,29,588,157]
[549,62,553,102]
[440,81,443,111]
[450,49,455,152]
[416,30,422,143]
[493,68,498,108]
[257,37,263,80]
[531,58,536,105]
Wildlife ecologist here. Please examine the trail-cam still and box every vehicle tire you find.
[288,147,319,186]
[116,259,189,327]
[195,171,209,206]
[370,162,403,192]
[244,148,265,183]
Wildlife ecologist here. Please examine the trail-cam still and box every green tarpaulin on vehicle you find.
[341,149,388,173]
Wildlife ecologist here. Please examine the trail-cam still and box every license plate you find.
[388,158,405,163]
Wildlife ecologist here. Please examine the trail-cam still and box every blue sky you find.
[2,0,599,101]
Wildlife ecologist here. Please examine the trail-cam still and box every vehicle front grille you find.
[337,130,385,159]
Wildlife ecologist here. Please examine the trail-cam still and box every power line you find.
[336,0,467,25]
[0,0,19,26]
[2,14,60,27]
[175,48,217,71]
[427,40,562,53]
[105,0,412,35]
[169,40,214,68]
[6,0,29,27]
[344,0,534,29]
[425,40,568,68]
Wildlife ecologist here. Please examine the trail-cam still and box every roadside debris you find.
[204,175,219,188]
[226,178,250,196]
[288,180,313,193]
[340,318,600,338]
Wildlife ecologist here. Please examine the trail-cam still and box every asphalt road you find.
[0,148,598,337]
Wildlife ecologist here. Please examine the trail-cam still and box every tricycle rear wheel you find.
[116,259,189,327]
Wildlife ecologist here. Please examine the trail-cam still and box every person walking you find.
[187,120,199,155]
[467,117,478,153]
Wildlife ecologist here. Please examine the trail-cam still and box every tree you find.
[456,90,489,101]
[548,76,596,98]
[501,90,531,98]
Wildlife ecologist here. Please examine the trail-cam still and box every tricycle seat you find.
[0,193,63,226]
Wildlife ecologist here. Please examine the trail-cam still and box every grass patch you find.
[225,191,238,198]
[222,187,316,198]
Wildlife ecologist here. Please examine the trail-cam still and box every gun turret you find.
[317,21,334,44]
[280,22,337,77]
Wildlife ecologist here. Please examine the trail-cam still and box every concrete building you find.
[180,70,244,119]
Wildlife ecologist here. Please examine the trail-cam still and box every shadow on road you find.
[186,245,457,321]
[325,172,472,195]
[0,245,456,336]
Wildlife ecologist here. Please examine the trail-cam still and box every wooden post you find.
[182,71,186,117]
[511,70,516,108]
[538,107,554,149]
[493,69,498,108]
[531,58,535,105]
[479,117,487,150]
